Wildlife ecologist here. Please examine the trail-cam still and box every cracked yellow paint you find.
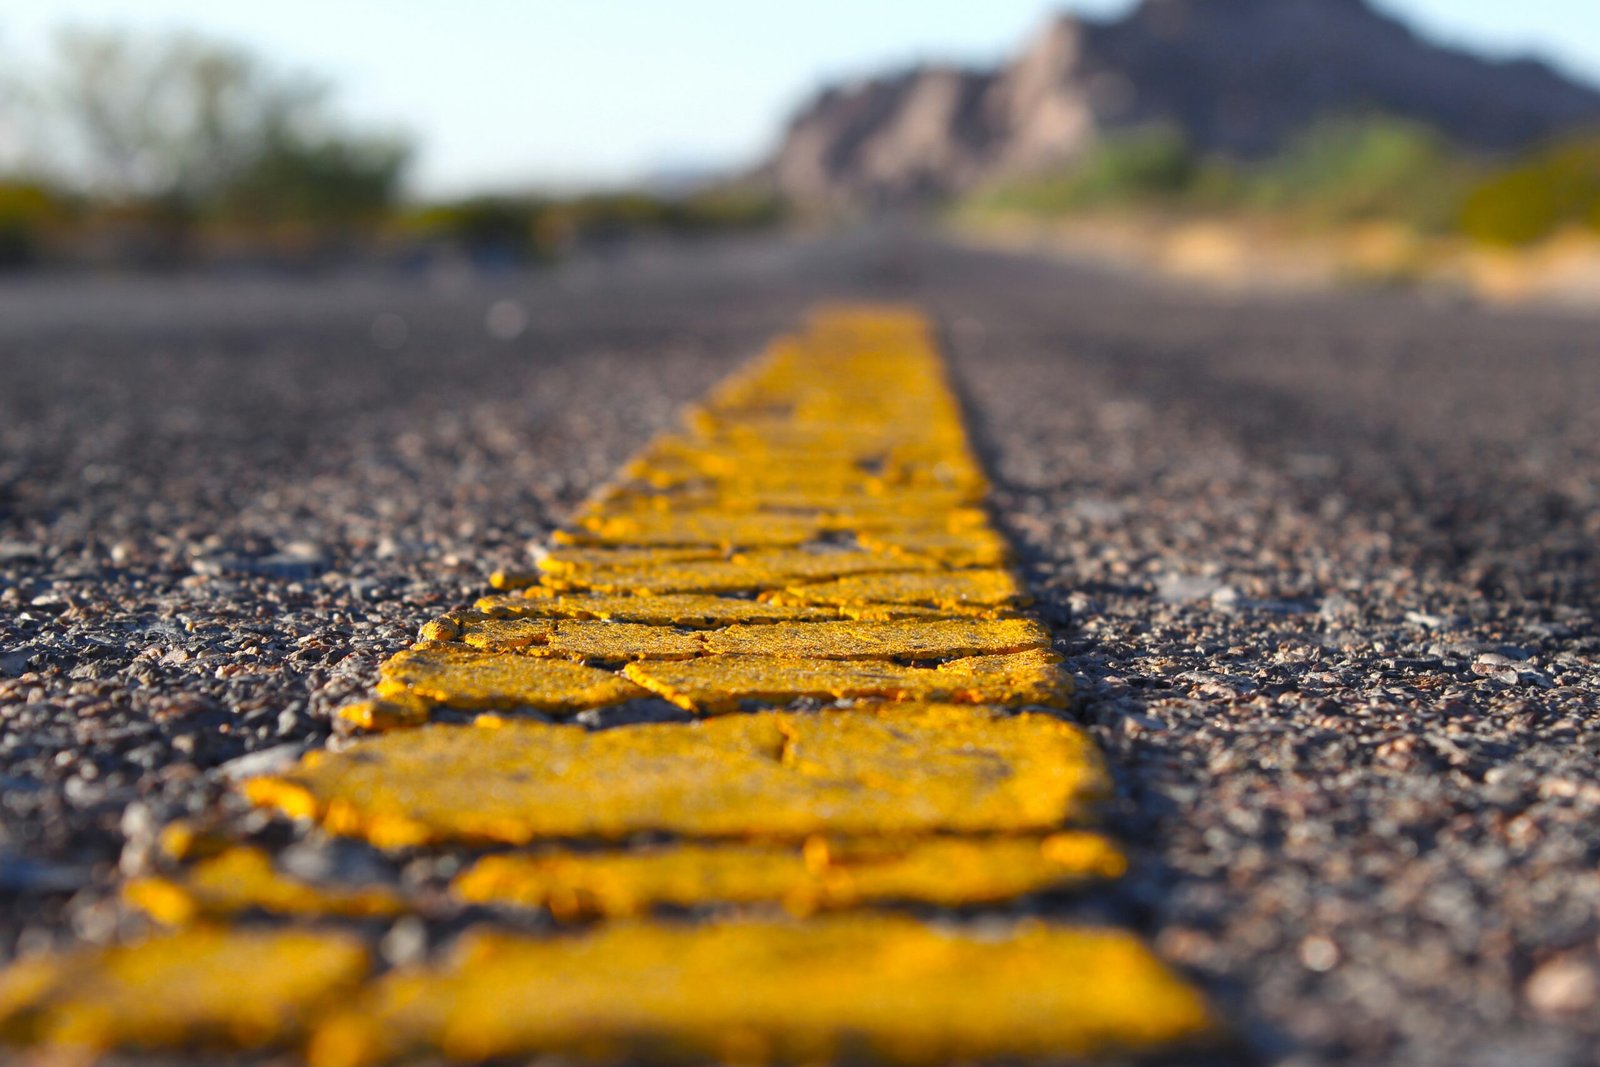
[540,547,926,596]
[0,305,1215,1066]
[576,496,993,545]
[536,545,724,575]
[377,644,646,713]
[595,488,981,521]
[540,620,704,661]
[619,454,900,495]
[454,614,711,661]
[0,927,368,1055]
[334,695,432,732]
[306,916,1214,1067]
[700,617,1050,661]
[474,591,845,627]
[473,590,996,626]
[452,832,1126,917]
[556,510,825,549]
[124,847,405,924]
[943,646,1066,676]
[856,525,1014,567]
[244,705,1107,847]
[486,568,539,590]
[938,648,1078,705]
[762,567,1030,610]
[453,615,553,651]
[623,650,1071,713]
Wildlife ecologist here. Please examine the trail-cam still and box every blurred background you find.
[0,0,1598,302]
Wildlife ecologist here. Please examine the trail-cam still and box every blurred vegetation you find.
[1459,139,1600,246]
[971,127,1199,215]
[400,186,783,264]
[0,183,71,267]
[0,29,779,270]
[964,115,1600,249]
[0,28,411,263]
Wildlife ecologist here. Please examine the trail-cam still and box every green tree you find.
[29,28,410,228]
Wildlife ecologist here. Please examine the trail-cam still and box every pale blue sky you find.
[3,0,1598,194]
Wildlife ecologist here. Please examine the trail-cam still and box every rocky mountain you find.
[767,0,1600,209]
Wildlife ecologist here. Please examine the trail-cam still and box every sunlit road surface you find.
[0,304,1218,1063]
[0,231,1597,1065]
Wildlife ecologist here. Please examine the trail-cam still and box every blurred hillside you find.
[0,29,779,271]
[768,0,1600,210]
[760,0,1600,302]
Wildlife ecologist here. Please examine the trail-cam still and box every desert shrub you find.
[963,114,1487,234]
[675,186,785,231]
[1459,137,1600,246]
[974,126,1199,215]
[1071,127,1197,202]
[1239,115,1469,231]
[402,196,554,259]
[0,182,70,266]
[404,185,781,263]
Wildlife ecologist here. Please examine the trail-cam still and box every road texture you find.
[1,231,1597,1065]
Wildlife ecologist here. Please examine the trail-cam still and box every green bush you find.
[974,126,1199,215]
[401,196,554,259]
[676,186,785,231]
[0,183,70,268]
[404,185,782,262]
[217,134,411,231]
[963,114,1489,237]
[1459,138,1600,246]
[1241,115,1467,232]
[1072,127,1197,202]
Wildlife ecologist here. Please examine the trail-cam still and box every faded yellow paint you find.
[453,615,554,651]
[556,510,824,550]
[472,591,842,627]
[244,705,1108,847]
[473,591,984,626]
[307,916,1214,1067]
[453,832,1126,917]
[700,617,1050,661]
[154,819,232,862]
[856,524,1014,566]
[0,305,1217,1066]
[376,644,646,713]
[939,647,1077,705]
[623,650,1071,713]
[764,567,1029,610]
[335,696,432,733]
[539,547,926,596]
[540,620,705,661]
[124,847,405,924]
[0,927,368,1055]
[453,616,704,661]
[536,545,724,575]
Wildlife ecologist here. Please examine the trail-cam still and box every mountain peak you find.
[766,1,1600,208]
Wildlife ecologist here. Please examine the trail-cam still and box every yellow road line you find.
[309,917,1212,1067]
[245,704,1109,847]
[0,305,1218,1064]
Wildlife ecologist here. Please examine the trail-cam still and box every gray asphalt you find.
[1,231,1597,1065]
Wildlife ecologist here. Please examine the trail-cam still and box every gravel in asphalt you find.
[0,232,1596,1065]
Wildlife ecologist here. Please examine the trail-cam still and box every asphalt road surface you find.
[1,231,1597,1066]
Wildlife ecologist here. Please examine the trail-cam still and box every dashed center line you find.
[0,306,1218,1064]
